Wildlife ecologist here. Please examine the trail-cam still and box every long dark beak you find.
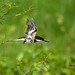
[43,39,49,42]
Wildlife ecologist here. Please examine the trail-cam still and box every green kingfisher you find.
[14,18,49,43]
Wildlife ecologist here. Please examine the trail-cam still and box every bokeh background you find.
[0,0,75,75]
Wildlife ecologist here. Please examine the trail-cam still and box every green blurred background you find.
[0,0,75,75]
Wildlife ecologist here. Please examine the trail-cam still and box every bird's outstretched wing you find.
[25,18,37,40]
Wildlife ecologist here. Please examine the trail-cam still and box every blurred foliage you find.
[0,0,75,75]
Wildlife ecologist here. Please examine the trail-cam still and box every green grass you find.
[0,0,75,75]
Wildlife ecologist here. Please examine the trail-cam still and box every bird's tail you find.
[0,37,25,44]
[14,37,25,41]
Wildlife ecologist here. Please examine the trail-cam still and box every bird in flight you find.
[15,18,49,43]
